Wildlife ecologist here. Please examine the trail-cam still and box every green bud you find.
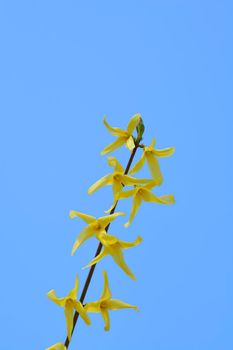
[136,117,145,143]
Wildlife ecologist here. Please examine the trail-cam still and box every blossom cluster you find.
[46,114,175,349]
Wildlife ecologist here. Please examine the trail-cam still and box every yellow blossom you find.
[46,343,66,350]
[47,275,91,341]
[101,114,141,155]
[117,180,175,227]
[88,156,151,212]
[83,233,142,280]
[85,271,138,331]
[130,138,175,184]
[69,210,125,255]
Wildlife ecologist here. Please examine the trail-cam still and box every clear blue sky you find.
[0,1,232,349]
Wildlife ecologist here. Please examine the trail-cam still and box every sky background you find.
[0,1,232,349]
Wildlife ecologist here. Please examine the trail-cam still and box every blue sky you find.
[0,1,232,349]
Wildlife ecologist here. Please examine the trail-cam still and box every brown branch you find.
[64,143,140,348]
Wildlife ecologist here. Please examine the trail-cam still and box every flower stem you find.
[64,143,140,348]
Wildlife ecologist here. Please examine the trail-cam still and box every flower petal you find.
[153,146,175,157]
[46,342,66,350]
[103,116,126,137]
[73,300,91,325]
[107,156,124,173]
[118,236,142,250]
[107,299,139,311]
[67,275,79,300]
[143,180,160,191]
[118,188,137,199]
[129,153,146,175]
[98,212,125,228]
[126,136,135,151]
[122,175,151,186]
[101,308,110,331]
[101,137,126,156]
[142,190,175,204]
[47,290,66,307]
[146,152,163,184]
[83,248,107,269]
[71,226,95,255]
[101,270,112,301]
[151,137,156,148]
[127,113,141,134]
[88,174,112,194]
[109,246,136,280]
[124,194,142,228]
[69,211,96,223]
[84,301,101,313]
[64,302,74,340]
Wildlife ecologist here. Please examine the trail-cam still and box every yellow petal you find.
[46,342,66,350]
[126,136,135,151]
[101,137,126,156]
[142,190,175,204]
[122,174,151,186]
[73,300,91,325]
[103,116,126,137]
[64,302,74,340]
[99,233,118,246]
[98,212,125,228]
[71,226,95,255]
[129,153,146,175]
[151,137,156,148]
[112,179,123,204]
[84,301,101,313]
[124,193,142,228]
[107,299,139,311]
[153,146,175,157]
[146,152,163,184]
[118,236,142,250]
[127,113,141,134]
[67,275,79,300]
[118,188,137,199]
[83,249,107,269]
[143,180,160,190]
[107,156,124,173]
[109,246,136,280]
[88,174,112,194]
[101,308,110,331]
[101,270,112,300]
[69,210,96,223]
[47,290,66,307]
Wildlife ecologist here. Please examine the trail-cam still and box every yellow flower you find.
[69,210,125,255]
[47,275,91,341]
[46,343,66,350]
[83,233,142,280]
[118,181,175,227]
[101,114,141,155]
[85,271,138,331]
[88,156,151,212]
[130,138,175,184]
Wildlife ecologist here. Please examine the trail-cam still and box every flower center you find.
[114,174,121,182]
[138,188,144,195]
[93,221,101,230]
[100,301,108,309]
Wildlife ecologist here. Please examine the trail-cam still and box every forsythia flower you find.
[69,210,125,255]
[85,271,138,331]
[46,343,66,350]
[118,181,175,227]
[130,138,175,184]
[101,114,141,155]
[47,275,91,340]
[84,233,142,280]
[88,156,150,212]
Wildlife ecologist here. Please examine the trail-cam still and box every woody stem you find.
[64,143,140,348]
